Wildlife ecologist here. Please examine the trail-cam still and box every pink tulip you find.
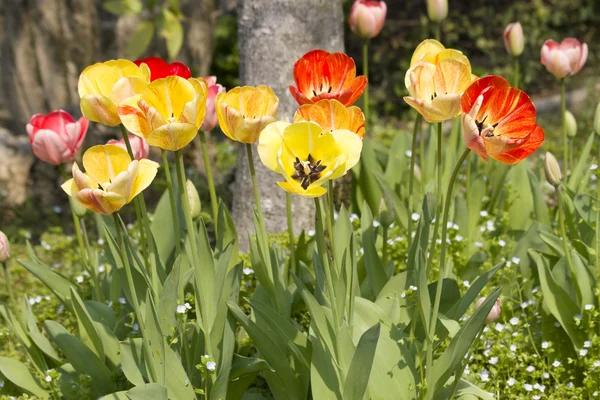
[541,38,588,79]
[26,110,88,165]
[0,231,9,262]
[476,297,502,324]
[201,76,226,132]
[107,135,150,160]
[503,22,524,57]
[349,0,387,40]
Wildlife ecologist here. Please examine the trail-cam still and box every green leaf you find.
[151,188,182,265]
[121,339,148,386]
[528,169,551,226]
[194,219,217,331]
[160,9,184,60]
[568,130,595,192]
[0,357,48,398]
[126,20,154,59]
[574,194,598,225]
[127,383,168,400]
[19,259,74,309]
[158,257,181,335]
[447,262,503,320]
[21,301,62,364]
[226,356,272,400]
[144,291,166,384]
[44,320,116,396]
[358,138,384,215]
[506,161,534,230]
[360,203,388,296]
[428,287,502,398]
[342,323,381,400]
[71,287,105,361]
[434,378,494,400]
[103,0,143,15]
[216,200,239,266]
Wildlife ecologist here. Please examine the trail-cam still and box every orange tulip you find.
[294,99,365,138]
[461,76,544,164]
[289,50,367,107]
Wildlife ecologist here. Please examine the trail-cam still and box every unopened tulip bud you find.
[0,231,10,262]
[187,180,201,219]
[69,197,88,218]
[426,0,448,23]
[503,22,524,57]
[544,152,562,187]
[378,196,395,228]
[349,0,387,40]
[593,103,600,136]
[476,297,501,324]
[565,111,577,138]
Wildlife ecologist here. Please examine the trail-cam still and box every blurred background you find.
[0,0,598,235]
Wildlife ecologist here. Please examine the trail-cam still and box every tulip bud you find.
[503,22,524,57]
[349,0,387,40]
[426,0,448,23]
[69,197,88,218]
[187,180,201,219]
[593,103,600,136]
[0,231,10,263]
[476,297,501,324]
[544,152,562,187]
[565,111,577,138]
[378,195,395,229]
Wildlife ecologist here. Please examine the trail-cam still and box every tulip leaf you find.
[447,262,504,320]
[528,169,551,226]
[70,287,105,362]
[103,0,143,15]
[358,138,384,215]
[216,200,239,267]
[126,20,154,60]
[342,323,381,400]
[574,194,599,225]
[360,203,388,297]
[127,383,168,400]
[160,9,184,60]
[0,357,48,398]
[568,130,595,192]
[19,258,74,310]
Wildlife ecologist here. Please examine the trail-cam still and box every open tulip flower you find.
[62,145,159,215]
[461,75,544,164]
[201,76,226,131]
[289,50,367,107]
[27,110,88,165]
[404,39,475,123]
[294,99,366,138]
[78,59,150,126]
[134,56,191,81]
[107,135,150,160]
[118,76,208,151]
[541,38,588,79]
[257,121,362,197]
[216,85,279,143]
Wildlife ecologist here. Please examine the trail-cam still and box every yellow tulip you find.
[61,145,159,215]
[117,76,208,151]
[404,39,475,122]
[78,59,150,126]
[216,86,279,143]
[257,121,362,197]
[294,99,366,138]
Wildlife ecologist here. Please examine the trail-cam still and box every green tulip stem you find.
[408,114,422,249]
[245,143,268,246]
[363,40,370,132]
[162,150,181,255]
[513,56,520,88]
[2,262,16,311]
[315,197,340,326]
[560,78,568,173]
[327,181,337,265]
[80,218,102,301]
[286,192,297,277]
[425,148,471,386]
[425,122,444,274]
[199,130,219,224]
[557,186,581,305]
[112,212,159,384]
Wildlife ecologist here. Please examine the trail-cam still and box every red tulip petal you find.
[168,62,191,79]
[478,87,536,139]
[323,52,357,94]
[343,76,368,106]
[293,50,329,96]
[461,75,510,114]
[491,125,545,164]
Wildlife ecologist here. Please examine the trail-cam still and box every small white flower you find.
[584,340,592,348]
[307,229,315,237]
[132,323,139,331]
[411,213,420,221]
[118,297,127,305]
[507,377,516,387]
[350,213,359,222]
[593,391,598,397]
[526,365,535,373]
[45,375,52,382]
[475,241,483,248]
[543,372,549,379]
[455,235,464,242]
[480,210,489,217]
[75,275,84,283]
[488,356,498,365]
[498,239,506,247]
[509,317,519,326]
[98,265,106,273]
[593,360,600,368]
[35,295,42,303]
[532,396,541,400]
[580,349,588,357]
[511,256,520,264]
[409,285,418,291]
[97,238,105,246]
[462,280,471,288]
[552,360,561,368]
[206,361,217,371]
[494,323,505,332]
[479,370,489,382]
[243,267,254,275]
[176,305,188,314]
[510,344,517,352]
[400,291,407,298]
[373,220,381,227]
[405,150,412,157]
[541,341,549,349]
[524,383,533,392]
[591,164,598,170]
[585,304,594,311]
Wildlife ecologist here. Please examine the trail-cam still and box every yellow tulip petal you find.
[143,76,197,120]
[78,59,146,98]
[434,58,473,96]
[80,94,121,126]
[410,39,445,66]
[188,77,209,97]
[280,121,326,168]
[76,188,127,215]
[257,121,290,172]
[61,179,75,197]
[105,161,137,200]
[82,145,132,186]
[130,159,160,201]
[430,94,462,120]
[403,96,446,123]
[331,129,363,172]
[180,93,207,129]
[110,76,150,107]
[146,122,198,151]
[277,181,327,198]
[404,62,437,101]
[434,49,470,69]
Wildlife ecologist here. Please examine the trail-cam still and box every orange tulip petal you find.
[460,75,511,115]
[490,125,545,164]
[343,76,368,106]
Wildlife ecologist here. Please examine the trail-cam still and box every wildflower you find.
[526,365,535,373]
[552,360,561,367]
[584,340,592,348]
[411,213,420,221]
[206,361,217,371]
[541,341,549,349]
[509,317,519,326]
[580,349,589,357]
[507,377,516,387]
[511,257,520,264]
[488,356,498,365]
[242,268,254,275]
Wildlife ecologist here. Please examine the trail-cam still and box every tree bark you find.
[234,0,345,248]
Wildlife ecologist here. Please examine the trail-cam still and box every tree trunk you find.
[234,0,345,248]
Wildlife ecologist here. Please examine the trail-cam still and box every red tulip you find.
[289,50,367,107]
[134,56,191,82]
[461,76,544,164]
[349,0,387,40]
[540,38,588,79]
[201,76,226,131]
[26,110,88,165]
[107,135,150,160]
